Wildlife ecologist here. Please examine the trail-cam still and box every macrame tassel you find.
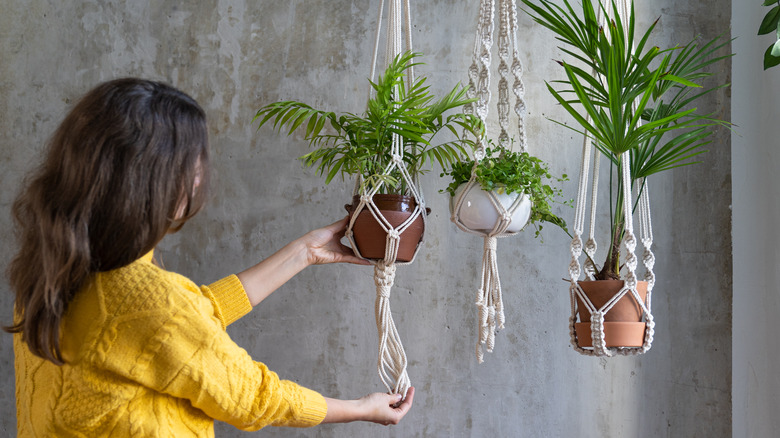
[475,236,504,363]
[374,262,410,398]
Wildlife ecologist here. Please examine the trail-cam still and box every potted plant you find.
[442,141,569,237]
[254,51,482,261]
[521,0,732,347]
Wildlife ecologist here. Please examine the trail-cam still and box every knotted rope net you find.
[451,0,530,363]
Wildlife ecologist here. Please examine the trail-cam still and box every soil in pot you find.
[345,194,428,262]
[574,280,648,348]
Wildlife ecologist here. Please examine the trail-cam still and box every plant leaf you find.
[765,44,780,69]
[660,73,702,88]
[759,5,780,35]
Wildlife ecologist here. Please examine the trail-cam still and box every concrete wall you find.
[731,3,780,438]
[0,1,732,436]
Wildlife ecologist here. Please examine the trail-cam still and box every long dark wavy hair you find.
[5,78,210,364]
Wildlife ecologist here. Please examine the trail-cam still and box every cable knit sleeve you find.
[201,275,252,328]
[95,272,328,431]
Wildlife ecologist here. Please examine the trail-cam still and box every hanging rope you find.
[345,0,421,398]
[373,262,411,395]
[567,0,656,357]
[453,0,531,363]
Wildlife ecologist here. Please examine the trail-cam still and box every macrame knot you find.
[514,99,526,116]
[624,272,637,290]
[360,194,371,204]
[623,232,637,252]
[590,313,607,352]
[571,235,583,254]
[387,229,401,241]
[569,259,581,279]
[484,236,497,252]
[391,153,403,164]
[374,263,397,289]
[478,302,489,328]
[585,238,597,256]
[479,50,491,67]
[498,61,509,76]
[643,247,655,268]
[511,58,524,80]
[468,63,479,80]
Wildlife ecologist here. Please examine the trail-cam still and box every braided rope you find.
[584,140,600,279]
[508,0,526,152]
[374,262,411,397]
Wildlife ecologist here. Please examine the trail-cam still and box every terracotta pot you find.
[574,280,648,348]
[450,183,532,233]
[345,194,428,262]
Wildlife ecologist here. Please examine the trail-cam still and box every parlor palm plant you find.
[522,0,732,280]
[254,51,482,195]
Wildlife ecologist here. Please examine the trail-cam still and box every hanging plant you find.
[254,51,482,196]
[522,0,732,354]
[443,141,569,238]
[254,51,482,263]
[523,0,732,281]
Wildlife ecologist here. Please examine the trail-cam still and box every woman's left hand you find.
[302,217,370,266]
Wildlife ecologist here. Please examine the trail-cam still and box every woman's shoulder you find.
[63,257,217,365]
[97,257,203,311]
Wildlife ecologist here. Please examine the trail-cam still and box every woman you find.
[6,78,414,436]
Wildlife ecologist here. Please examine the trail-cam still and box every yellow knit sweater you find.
[14,251,328,437]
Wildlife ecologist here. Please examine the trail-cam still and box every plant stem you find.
[597,153,625,280]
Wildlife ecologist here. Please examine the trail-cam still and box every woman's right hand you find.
[300,216,370,266]
[322,387,415,425]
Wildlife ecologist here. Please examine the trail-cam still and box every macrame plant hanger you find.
[451,0,529,363]
[343,0,419,398]
[568,0,655,357]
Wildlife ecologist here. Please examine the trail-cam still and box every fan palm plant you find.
[254,51,483,195]
[522,0,732,280]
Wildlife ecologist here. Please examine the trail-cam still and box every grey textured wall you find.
[0,1,731,437]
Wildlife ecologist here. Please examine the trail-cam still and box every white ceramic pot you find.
[450,183,532,233]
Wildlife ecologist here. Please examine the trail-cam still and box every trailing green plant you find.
[522,0,732,280]
[759,0,780,69]
[442,141,570,237]
[253,51,483,195]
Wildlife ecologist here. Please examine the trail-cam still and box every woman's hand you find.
[322,387,415,425]
[302,217,370,266]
